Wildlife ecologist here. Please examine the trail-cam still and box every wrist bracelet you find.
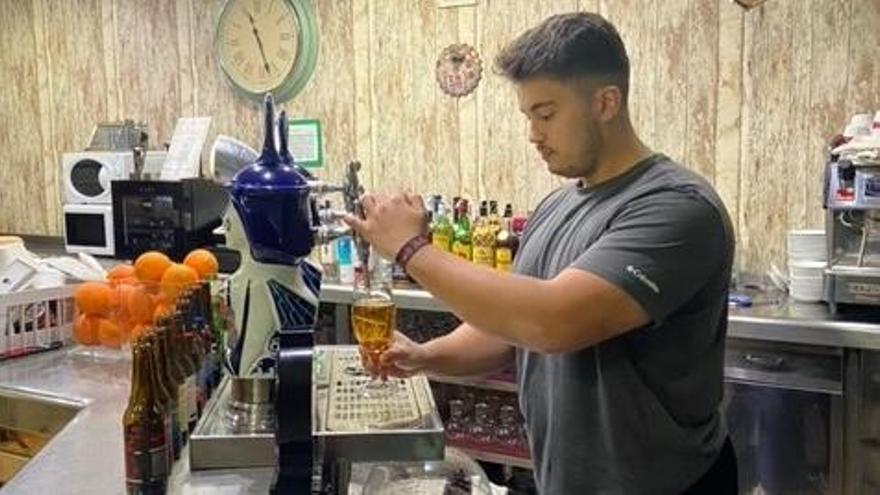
[396,235,430,271]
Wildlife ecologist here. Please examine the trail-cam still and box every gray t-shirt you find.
[514,154,735,494]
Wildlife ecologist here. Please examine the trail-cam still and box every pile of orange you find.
[72,248,218,348]
[73,282,123,348]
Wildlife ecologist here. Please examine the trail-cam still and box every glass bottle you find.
[123,340,169,494]
[431,199,454,252]
[469,401,494,444]
[472,202,496,268]
[452,199,472,261]
[148,329,180,461]
[446,399,467,442]
[496,404,519,448]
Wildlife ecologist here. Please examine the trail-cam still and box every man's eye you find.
[538,113,554,120]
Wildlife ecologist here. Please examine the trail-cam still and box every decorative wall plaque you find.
[435,43,482,98]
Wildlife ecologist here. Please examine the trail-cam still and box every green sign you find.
[288,119,323,169]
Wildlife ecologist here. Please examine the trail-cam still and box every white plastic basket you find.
[0,285,75,359]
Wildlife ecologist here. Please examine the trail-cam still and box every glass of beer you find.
[351,254,396,394]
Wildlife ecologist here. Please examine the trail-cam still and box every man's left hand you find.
[343,192,428,259]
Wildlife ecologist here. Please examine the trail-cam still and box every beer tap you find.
[310,161,371,276]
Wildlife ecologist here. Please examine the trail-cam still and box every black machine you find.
[111,178,228,261]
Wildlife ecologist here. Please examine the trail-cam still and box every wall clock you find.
[214,0,319,104]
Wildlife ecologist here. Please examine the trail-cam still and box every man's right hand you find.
[360,331,431,380]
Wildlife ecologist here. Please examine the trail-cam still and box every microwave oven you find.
[62,150,166,204]
[62,203,115,256]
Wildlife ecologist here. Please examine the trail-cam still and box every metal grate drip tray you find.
[190,346,444,470]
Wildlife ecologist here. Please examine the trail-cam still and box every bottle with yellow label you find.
[471,201,495,268]
[495,205,515,271]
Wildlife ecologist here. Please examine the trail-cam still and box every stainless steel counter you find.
[0,348,273,494]
[320,282,880,350]
[729,301,880,350]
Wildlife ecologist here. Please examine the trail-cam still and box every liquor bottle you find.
[145,332,176,468]
[124,340,170,494]
[149,327,181,461]
[171,306,199,438]
[511,216,527,259]
[157,316,189,449]
[495,206,516,272]
[472,201,496,269]
[451,199,472,261]
[488,200,502,233]
[431,200,454,252]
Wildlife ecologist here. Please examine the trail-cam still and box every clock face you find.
[215,0,300,95]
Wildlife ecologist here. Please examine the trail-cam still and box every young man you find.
[345,12,737,494]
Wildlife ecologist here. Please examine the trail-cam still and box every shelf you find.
[320,283,447,312]
[451,444,533,470]
[428,374,518,393]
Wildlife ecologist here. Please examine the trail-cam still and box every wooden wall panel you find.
[685,0,719,182]
[282,0,356,187]
[40,0,109,234]
[652,0,689,163]
[714,0,744,245]
[114,0,184,148]
[1,0,879,277]
[739,1,795,273]
[846,0,880,116]
[602,0,657,146]
[807,0,851,228]
[0,1,44,233]
[368,0,439,196]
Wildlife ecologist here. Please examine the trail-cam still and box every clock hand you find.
[245,10,271,75]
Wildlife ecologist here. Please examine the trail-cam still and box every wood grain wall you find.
[1,0,878,275]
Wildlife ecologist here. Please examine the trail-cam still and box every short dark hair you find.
[495,12,630,102]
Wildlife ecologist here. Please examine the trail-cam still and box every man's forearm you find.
[406,245,552,350]
[422,322,514,376]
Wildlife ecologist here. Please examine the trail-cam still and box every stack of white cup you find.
[787,230,826,302]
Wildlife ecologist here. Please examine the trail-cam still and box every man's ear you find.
[593,85,622,123]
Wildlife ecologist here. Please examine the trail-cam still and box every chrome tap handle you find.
[315,225,352,245]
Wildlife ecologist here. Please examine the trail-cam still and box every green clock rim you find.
[214,0,319,104]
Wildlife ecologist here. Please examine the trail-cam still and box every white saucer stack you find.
[787,230,826,303]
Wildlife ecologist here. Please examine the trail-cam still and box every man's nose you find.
[528,122,544,144]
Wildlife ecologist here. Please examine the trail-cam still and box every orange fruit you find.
[74,314,101,345]
[73,282,116,316]
[118,284,155,324]
[97,318,124,349]
[130,323,150,341]
[160,263,199,302]
[106,264,136,286]
[134,251,172,283]
[183,249,219,280]
[153,302,173,322]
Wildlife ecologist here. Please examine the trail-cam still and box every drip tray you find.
[190,346,444,470]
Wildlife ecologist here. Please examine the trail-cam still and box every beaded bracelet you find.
[395,235,430,271]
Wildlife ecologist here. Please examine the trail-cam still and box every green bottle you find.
[452,199,472,261]
[431,199,454,252]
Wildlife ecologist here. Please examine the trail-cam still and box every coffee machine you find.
[189,95,443,494]
[824,138,880,313]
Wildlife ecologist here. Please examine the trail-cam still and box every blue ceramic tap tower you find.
[222,94,365,494]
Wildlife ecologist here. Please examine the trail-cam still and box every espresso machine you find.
[189,95,443,494]
[824,140,880,313]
